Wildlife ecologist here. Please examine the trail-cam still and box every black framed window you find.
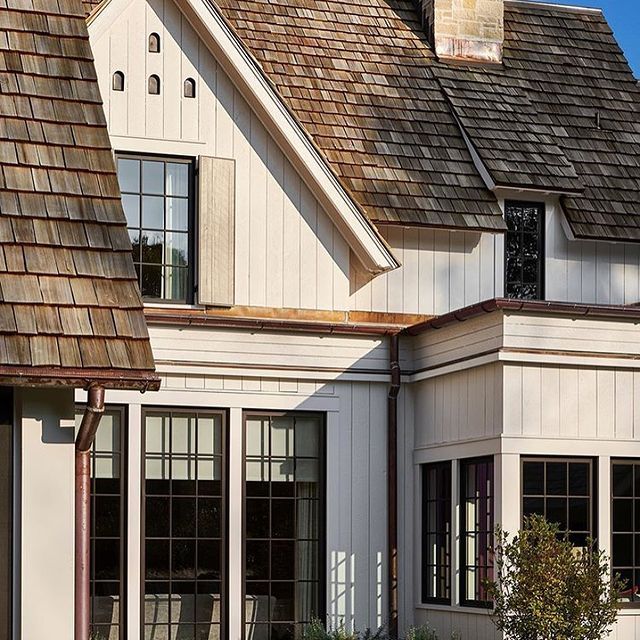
[522,458,594,548]
[421,462,451,604]
[0,388,12,640]
[117,155,194,303]
[244,413,325,640]
[611,461,640,603]
[505,201,545,300]
[143,410,226,640]
[460,457,494,607]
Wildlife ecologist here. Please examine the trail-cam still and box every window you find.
[117,155,193,302]
[148,74,161,95]
[522,458,593,547]
[460,457,494,607]
[112,71,125,92]
[184,78,196,99]
[244,413,325,640]
[421,462,451,604]
[505,201,544,300]
[612,461,640,603]
[143,410,226,640]
[149,32,161,53]
[0,388,11,640]
[82,407,127,640]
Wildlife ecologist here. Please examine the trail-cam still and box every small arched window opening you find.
[112,70,125,92]
[149,32,161,53]
[184,77,196,99]
[148,74,161,95]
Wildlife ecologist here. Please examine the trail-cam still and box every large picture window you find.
[244,413,325,640]
[0,388,12,640]
[143,410,226,640]
[505,201,544,300]
[421,462,451,604]
[460,457,494,607]
[522,458,593,548]
[612,461,640,603]
[117,154,193,303]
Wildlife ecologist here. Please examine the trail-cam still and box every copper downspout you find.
[75,385,105,640]
[388,334,401,639]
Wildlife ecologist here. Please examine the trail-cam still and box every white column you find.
[228,407,244,640]
[496,453,520,538]
[451,458,460,606]
[127,403,142,639]
[598,456,611,559]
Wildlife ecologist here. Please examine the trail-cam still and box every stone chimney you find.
[421,0,504,64]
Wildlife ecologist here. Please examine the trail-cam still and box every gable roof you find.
[0,0,158,390]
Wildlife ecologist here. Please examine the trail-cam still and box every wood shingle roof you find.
[0,0,158,390]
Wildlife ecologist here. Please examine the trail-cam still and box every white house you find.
[4,0,640,639]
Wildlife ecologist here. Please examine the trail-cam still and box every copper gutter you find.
[387,333,401,638]
[75,385,106,640]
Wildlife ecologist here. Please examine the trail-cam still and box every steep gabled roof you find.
[0,0,158,390]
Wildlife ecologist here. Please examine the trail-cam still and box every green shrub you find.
[303,620,460,640]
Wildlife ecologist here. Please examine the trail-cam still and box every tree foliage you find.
[485,515,623,640]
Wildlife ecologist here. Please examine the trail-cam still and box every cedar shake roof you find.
[0,0,158,390]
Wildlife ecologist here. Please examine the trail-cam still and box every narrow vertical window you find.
[421,462,451,604]
[148,74,161,95]
[244,413,325,640]
[460,457,494,607]
[612,461,640,602]
[149,32,161,53]
[143,410,226,640]
[505,201,544,300]
[112,71,125,92]
[522,458,593,548]
[0,388,12,640]
[184,78,196,99]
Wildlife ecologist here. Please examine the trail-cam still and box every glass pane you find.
[613,534,634,567]
[198,540,222,580]
[546,497,568,530]
[295,459,318,483]
[122,193,140,227]
[141,230,163,264]
[569,463,590,496]
[142,196,165,230]
[523,497,544,518]
[568,498,589,532]
[247,499,270,539]
[172,540,196,579]
[146,415,170,454]
[166,232,189,266]
[141,264,162,298]
[271,499,295,538]
[523,461,544,495]
[166,197,189,231]
[246,418,269,457]
[271,582,295,621]
[197,417,217,456]
[613,499,633,532]
[198,499,222,538]
[166,163,189,197]
[271,541,295,580]
[95,496,120,537]
[295,417,320,458]
[143,160,164,194]
[118,158,140,193]
[614,465,634,497]
[546,463,567,496]
[146,497,170,537]
[173,499,197,537]
[164,266,187,302]
[172,415,196,455]
[271,417,294,457]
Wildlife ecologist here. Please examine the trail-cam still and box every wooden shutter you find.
[198,156,235,307]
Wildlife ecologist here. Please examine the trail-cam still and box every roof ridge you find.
[506,0,603,14]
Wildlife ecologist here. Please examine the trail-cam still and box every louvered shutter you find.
[197,156,235,306]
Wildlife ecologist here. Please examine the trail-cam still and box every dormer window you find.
[505,201,544,300]
[184,77,196,99]
[148,32,160,53]
[148,74,161,95]
[112,70,125,92]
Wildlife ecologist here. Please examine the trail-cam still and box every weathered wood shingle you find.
[0,0,158,390]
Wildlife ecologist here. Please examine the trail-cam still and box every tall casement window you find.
[505,201,545,300]
[421,462,451,604]
[522,458,594,547]
[117,155,193,303]
[143,410,226,640]
[244,413,325,640]
[460,457,494,607]
[85,407,127,640]
[611,461,640,602]
[0,388,12,640]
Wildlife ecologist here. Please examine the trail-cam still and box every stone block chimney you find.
[421,0,504,63]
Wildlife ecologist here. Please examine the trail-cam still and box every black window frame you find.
[460,456,494,609]
[242,411,327,640]
[0,388,12,640]
[140,407,229,640]
[117,152,196,305]
[504,200,545,301]
[521,456,596,549]
[421,461,452,605]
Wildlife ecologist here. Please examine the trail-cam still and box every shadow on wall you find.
[18,387,75,445]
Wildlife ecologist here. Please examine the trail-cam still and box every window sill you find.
[415,603,492,615]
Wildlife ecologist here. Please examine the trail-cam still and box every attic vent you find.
[149,32,161,53]
[184,77,196,99]
[112,70,125,92]
[148,74,161,95]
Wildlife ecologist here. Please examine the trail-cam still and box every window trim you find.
[139,407,230,640]
[0,388,12,640]
[504,200,546,301]
[241,411,327,640]
[116,152,197,305]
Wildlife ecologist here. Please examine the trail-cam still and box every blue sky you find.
[522,0,640,75]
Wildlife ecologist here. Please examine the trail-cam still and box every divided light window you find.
[117,155,193,303]
[611,461,640,603]
[421,462,451,604]
[460,457,494,607]
[244,413,325,640]
[505,201,544,300]
[522,458,593,548]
